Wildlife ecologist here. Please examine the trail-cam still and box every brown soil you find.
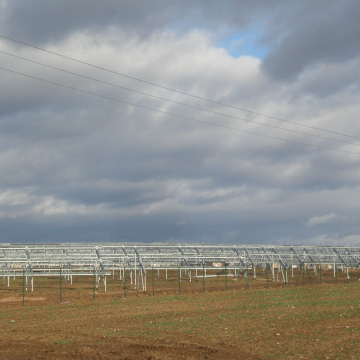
[0,269,359,359]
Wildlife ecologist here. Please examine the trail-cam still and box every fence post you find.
[152,266,155,296]
[225,264,228,291]
[319,265,322,284]
[178,265,181,295]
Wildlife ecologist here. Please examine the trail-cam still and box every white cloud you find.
[307,213,338,227]
[0,4,360,243]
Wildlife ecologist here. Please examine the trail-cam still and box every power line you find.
[1,50,359,148]
[1,66,358,156]
[0,33,359,141]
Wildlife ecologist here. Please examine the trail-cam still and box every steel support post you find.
[335,262,338,283]
[202,263,205,293]
[22,268,25,307]
[144,270,147,291]
[295,265,302,286]
[60,267,62,303]
[124,265,127,299]
[134,252,136,289]
[93,267,96,301]
[178,265,181,295]
[137,270,139,291]
[302,265,305,285]
[281,267,285,283]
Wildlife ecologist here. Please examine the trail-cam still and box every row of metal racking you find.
[1,243,359,291]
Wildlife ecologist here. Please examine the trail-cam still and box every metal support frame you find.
[0,243,359,293]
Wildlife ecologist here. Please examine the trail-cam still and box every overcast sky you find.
[0,0,360,244]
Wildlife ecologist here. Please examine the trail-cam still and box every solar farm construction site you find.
[1,243,360,359]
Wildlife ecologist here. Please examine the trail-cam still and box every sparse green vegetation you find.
[0,272,360,359]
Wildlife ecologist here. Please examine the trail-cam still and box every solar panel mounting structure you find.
[0,243,359,292]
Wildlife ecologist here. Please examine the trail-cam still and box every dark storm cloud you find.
[261,0,360,81]
[0,0,267,44]
[2,0,360,84]
[1,0,170,44]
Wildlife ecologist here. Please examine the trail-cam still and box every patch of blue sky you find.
[218,26,267,59]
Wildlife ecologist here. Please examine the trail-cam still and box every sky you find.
[0,0,360,244]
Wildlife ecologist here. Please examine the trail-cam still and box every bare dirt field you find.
[0,269,359,359]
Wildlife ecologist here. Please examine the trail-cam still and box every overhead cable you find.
[1,50,359,148]
[0,66,358,156]
[0,33,358,141]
